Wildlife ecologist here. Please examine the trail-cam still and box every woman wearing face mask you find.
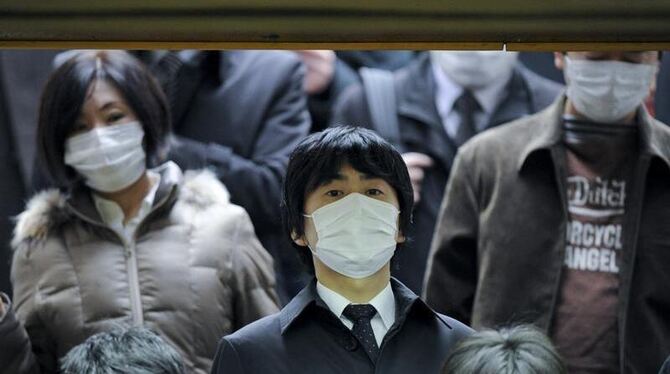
[0,50,279,374]
[210,126,472,374]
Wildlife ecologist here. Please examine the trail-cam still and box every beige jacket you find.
[0,162,279,373]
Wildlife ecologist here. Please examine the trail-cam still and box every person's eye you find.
[107,112,126,123]
[325,190,343,197]
[366,188,384,196]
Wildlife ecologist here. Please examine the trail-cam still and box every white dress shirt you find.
[316,281,396,347]
[93,171,160,244]
[431,60,511,141]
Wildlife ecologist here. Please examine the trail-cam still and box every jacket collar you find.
[516,95,566,172]
[279,277,441,335]
[488,65,534,127]
[396,53,442,129]
[66,162,183,228]
[517,94,670,173]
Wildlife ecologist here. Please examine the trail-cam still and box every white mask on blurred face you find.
[430,51,519,89]
[564,56,656,123]
[64,121,146,193]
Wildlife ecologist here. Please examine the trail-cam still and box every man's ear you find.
[291,230,308,247]
[396,231,406,244]
[554,52,566,71]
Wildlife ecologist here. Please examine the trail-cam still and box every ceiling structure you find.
[1,1,668,50]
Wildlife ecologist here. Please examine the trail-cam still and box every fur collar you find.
[12,168,229,251]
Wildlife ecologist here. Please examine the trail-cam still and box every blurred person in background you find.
[442,325,566,374]
[60,327,185,374]
[425,51,669,373]
[0,50,278,374]
[140,50,311,302]
[0,51,59,298]
[296,50,417,133]
[332,50,562,293]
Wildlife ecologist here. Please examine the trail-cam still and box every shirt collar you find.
[92,171,161,229]
[280,278,439,335]
[316,281,395,330]
[431,59,510,117]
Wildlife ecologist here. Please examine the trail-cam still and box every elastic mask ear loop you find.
[301,213,317,254]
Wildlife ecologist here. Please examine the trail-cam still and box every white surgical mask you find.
[304,193,400,279]
[64,121,147,193]
[430,51,519,89]
[564,57,656,123]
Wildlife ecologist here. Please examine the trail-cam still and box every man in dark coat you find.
[141,51,312,301]
[425,51,669,373]
[211,127,472,374]
[331,51,562,293]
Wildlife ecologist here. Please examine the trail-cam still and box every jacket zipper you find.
[67,186,176,328]
[124,238,144,326]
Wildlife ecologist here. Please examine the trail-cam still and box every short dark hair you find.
[37,50,170,188]
[60,327,185,374]
[442,325,567,374]
[281,126,413,273]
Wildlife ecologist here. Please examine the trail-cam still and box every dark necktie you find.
[452,90,481,147]
[343,304,380,362]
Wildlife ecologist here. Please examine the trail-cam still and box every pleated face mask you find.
[64,121,146,193]
[304,193,400,279]
[564,57,656,123]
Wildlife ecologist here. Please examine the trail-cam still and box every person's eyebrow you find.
[99,101,122,111]
[315,172,347,187]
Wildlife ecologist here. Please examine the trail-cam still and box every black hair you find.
[442,325,567,374]
[37,50,170,188]
[60,327,185,374]
[281,126,413,273]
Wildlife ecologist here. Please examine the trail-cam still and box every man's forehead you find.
[568,51,658,60]
[325,171,379,182]
[316,167,382,186]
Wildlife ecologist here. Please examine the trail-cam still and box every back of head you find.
[60,327,185,374]
[442,325,566,374]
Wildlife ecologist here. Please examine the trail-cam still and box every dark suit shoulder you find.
[435,313,475,339]
[211,313,283,373]
[224,312,282,345]
[224,50,302,87]
[518,65,564,110]
[330,81,373,129]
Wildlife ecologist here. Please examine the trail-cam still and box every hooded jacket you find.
[0,162,279,374]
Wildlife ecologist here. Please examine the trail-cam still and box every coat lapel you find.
[487,67,533,128]
[395,54,457,172]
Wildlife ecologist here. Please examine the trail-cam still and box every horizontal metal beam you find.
[1,1,668,49]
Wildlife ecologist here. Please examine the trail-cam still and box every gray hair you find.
[60,327,185,374]
[442,325,567,374]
